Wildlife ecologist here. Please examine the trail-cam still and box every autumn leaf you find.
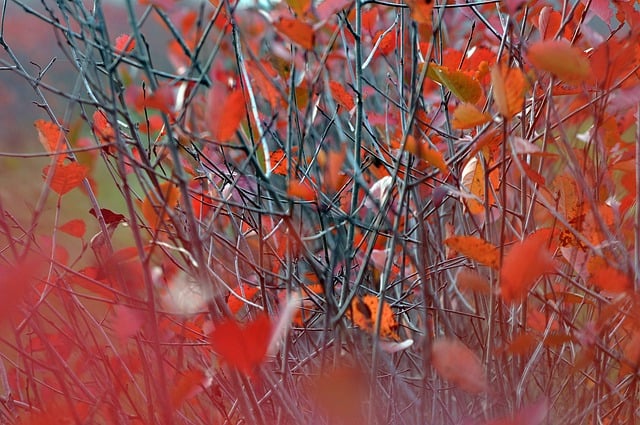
[456,268,491,294]
[315,0,352,20]
[274,18,315,50]
[209,314,272,376]
[586,256,632,294]
[89,208,126,225]
[428,64,483,103]
[405,136,448,173]
[500,229,555,303]
[111,304,145,340]
[527,40,591,84]
[227,284,260,314]
[92,110,115,145]
[431,338,488,393]
[216,90,246,142]
[406,0,433,26]
[42,162,89,195]
[288,179,317,201]
[138,181,180,231]
[459,154,500,215]
[171,369,210,408]
[620,330,640,378]
[34,119,65,159]
[285,0,311,15]
[445,235,500,269]
[114,34,135,54]
[58,219,86,238]
[329,80,355,111]
[452,103,492,129]
[491,64,527,118]
[347,294,399,340]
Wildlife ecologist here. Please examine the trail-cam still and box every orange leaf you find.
[42,162,89,195]
[420,145,448,174]
[406,0,433,26]
[431,338,487,393]
[138,181,180,231]
[114,34,135,54]
[347,294,399,340]
[216,90,246,142]
[491,64,527,118]
[527,40,591,83]
[288,179,316,201]
[500,229,555,303]
[329,80,355,111]
[270,149,288,176]
[58,219,86,238]
[34,119,65,159]
[274,18,315,50]
[452,103,492,129]
[445,235,500,269]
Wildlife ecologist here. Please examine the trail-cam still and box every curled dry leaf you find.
[431,338,488,393]
[348,294,399,340]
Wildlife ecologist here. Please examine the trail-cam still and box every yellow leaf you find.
[452,103,492,129]
[428,64,482,104]
[445,235,500,269]
[527,40,591,83]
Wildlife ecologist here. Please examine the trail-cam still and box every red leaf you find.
[209,314,272,376]
[58,219,86,238]
[500,229,555,303]
[216,90,246,142]
[114,34,135,54]
[274,18,315,50]
[89,208,126,225]
[42,162,89,195]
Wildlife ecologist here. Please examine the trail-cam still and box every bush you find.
[1,0,639,423]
